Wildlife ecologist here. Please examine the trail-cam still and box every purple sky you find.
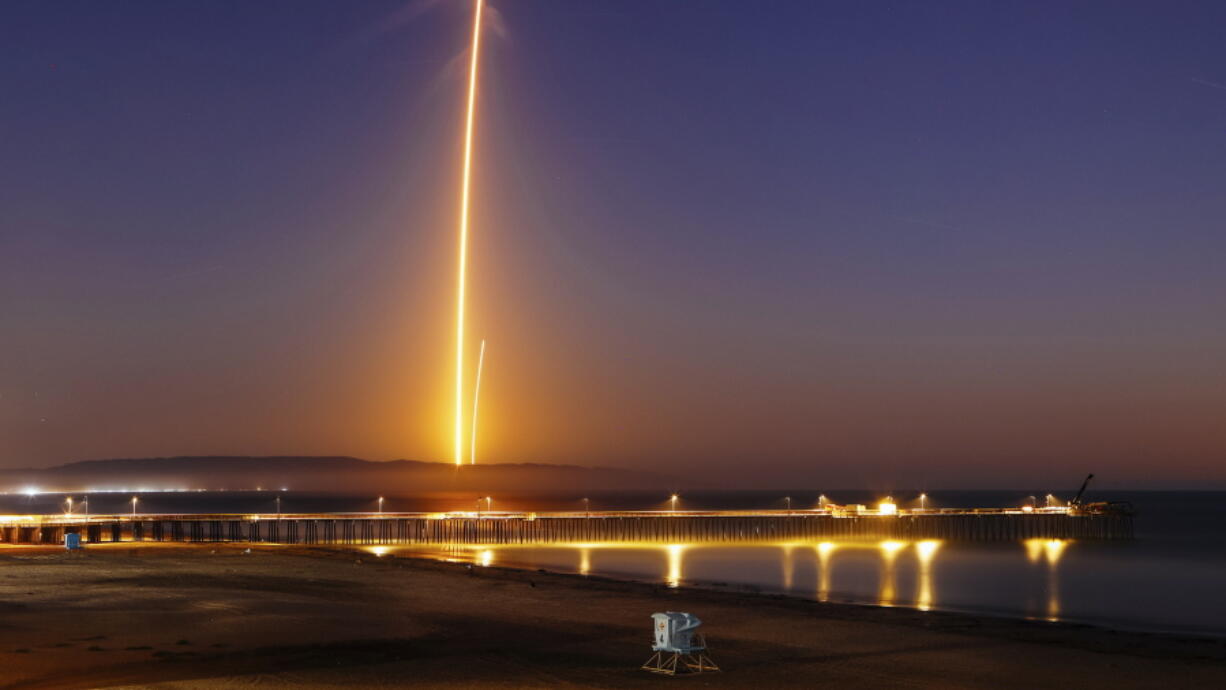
[2,1,1224,487]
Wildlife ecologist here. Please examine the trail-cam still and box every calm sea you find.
[4,489,1224,636]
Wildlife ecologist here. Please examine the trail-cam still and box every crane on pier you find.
[1070,474,1094,509]
[1068,473,1134,516]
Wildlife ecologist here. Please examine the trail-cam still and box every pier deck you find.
[0,509,1133,545]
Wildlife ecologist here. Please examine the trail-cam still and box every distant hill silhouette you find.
[0,456,677,494]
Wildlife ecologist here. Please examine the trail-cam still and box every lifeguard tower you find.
[641,612,719,675]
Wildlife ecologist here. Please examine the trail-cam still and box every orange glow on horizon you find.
[454,0,485,466]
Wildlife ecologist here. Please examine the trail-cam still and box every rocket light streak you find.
[470,339,486,464]
[454,0,485,466]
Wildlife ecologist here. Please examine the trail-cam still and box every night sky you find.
[2,1,1224,488]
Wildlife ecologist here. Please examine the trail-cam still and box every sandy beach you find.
[1,543,1223,689]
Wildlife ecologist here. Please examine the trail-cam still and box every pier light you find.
[919,493,927,511]
[818,494,827,509]
[485,496,493,512]
[582,497,590,517]
[670,494,679,513]
[275,495,281,517]
[878,498,897,516]
[65,497,73,515]
[378,496,384,515]
[131,496,138,517]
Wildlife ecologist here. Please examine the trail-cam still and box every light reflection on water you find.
[1042,539,1067,621]
[877,540,906,606]
[815,541,836,602]
[665,544,685,588]
[381,538,1082,625]
[915,540,941,611]
[780,544,794,591]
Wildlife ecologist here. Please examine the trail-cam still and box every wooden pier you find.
[0,509,1133,546]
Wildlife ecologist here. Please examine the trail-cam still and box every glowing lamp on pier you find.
[878,498,897,516]
[669,494,679,513]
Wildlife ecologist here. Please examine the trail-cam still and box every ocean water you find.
[3,489,1223,636]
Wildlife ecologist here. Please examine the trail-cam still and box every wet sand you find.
[1,543,1223,689]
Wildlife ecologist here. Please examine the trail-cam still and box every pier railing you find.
[0,510,1133,546]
